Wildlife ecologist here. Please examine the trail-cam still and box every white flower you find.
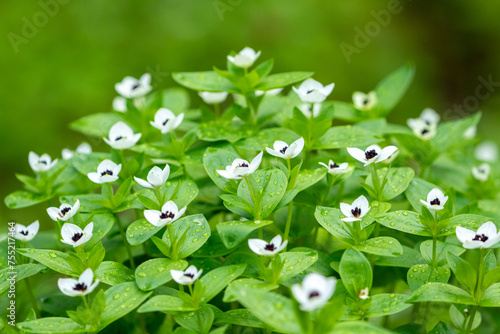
[144,201,186,227]
[475,141,498,162]
[407,118,437,140]
[291,273,336,312]
[319,160,349,175]
[472,163,490,182]
[103,122,141,150]
[134,165,170,189]
[347,145,398,166]
[352,91,377,111]
[58,268,99,297]
[255,88,283,96]
[198,91,228,104]
[170,265,203,285]
[115,73,152,99]
[227,47,261,68]
[61,222,93,248]
[420,188,448,211]
[87,160,122,184]
[150,108,184,134]
[340,195,371,222]
[293,79,334,103]
[419,108,440,126]
[14,221,39,242]
[464,125,477,139]
[298,103,321,118]
[113,96,127,112]
[266,138,304,160]
[47,199,80,222]
[359,287,370,300]
[456,221,500,249]
[248,235,288,256]
[217,152,263,180]
[28,152,58,172]
[62,143,92,160]
[382,150,399,165]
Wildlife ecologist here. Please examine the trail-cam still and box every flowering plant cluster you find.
[3,47,500,334]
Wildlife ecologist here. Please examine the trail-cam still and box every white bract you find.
[340,195,371,222]
[134,165,170,189]
[298,103,321,118]
[62,142,92,160]
[227,47,261,68]
[456,221,500,249]
[347,145,398,166]
[198,91,228,104]
[14,221,39,242]
[472,163,491,182]
[144,201,186,227]
[88,160,121,184]
[266,138,304,160]
[475,141,498,162]
[103,122,141,150]
[170,265,203,285]
[115,73,152,99]
[29,152,58,172]
[292,273,336,312]
[293,79,334,103]
[61,222,93,247]
[319,160,348,175]
[58,268,99,297]
[47,199,80,222]
[248,235,288,256]
[417,108,440,126]
[217,152,263,180]
[407,118,437,140]
[420,188,448,211]
[352,91,377,110]
[112,96,127,112]
[150,108,184,134]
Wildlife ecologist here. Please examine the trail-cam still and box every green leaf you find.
[4,190,51,209]
[483,267,500,290]
[374,63,415,114]
[0,264,45,294]
[334,321,394,334]
[174,305,214,333]
[254,58,274,79]
[366,167,414,201]
[340,249,372,299]
[353,237,403,257]
[138,294,198,313]
[256,71,313,90]
[375,245,423,268]
[276,249,318,284]
[235,128,299,151]
[313,125,381,150]
[198,121,257,143]
[162,87,190,112]
[172,71,238,93]
[407,282,475,304]
[84,213,115,250]
[431,112,481,152]
[344,294,411,319]
[70,112,122,138]
[200,264,247,302]
[294,168,327,192]
[15,174,40,192]
[377,210,431,237]
[214,309,267,329]
[216,220,273,249]
[420,240,465,266]
[99,282,152,330]
[162,214,211,259]
[219,194,253,219]
[126,218,162,246]
[446,252,476,294]
[315,206,353,243]
[439,214,491,237]
[407,264,450,291]
[17,249,74,276]
[17,318,87,333]
[95,261,134,286]
[203,145,240,193]
[135,258,187,291]
[479,283,500,307]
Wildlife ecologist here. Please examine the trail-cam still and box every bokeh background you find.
[1,0,500,223]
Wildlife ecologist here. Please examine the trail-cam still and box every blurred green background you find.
[1,0,500,223]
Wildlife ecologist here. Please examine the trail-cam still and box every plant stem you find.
[81,295,89,309]
[168,223,177,260]
[115,214,135,269]
[214,103,221,119]
[370,163,381,200]
[466,248,486,333]
[283,201,294,251]
[24,278,40,317]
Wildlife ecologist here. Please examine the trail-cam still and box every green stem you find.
[283,201,294,251]
[214,103,221,119]
[244,94,257,124]
[107,183,115,208]
[24,278,40,318]
[168,223,178,260]
[81,295,89,309]
[287,159,292,177]
[115,214,135,269]
[370,163,381,200]
[466,248,486,333]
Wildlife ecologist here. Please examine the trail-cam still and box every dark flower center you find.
[308,291,320,299]
[39,160,48,165]
[184,273,195,278]
[101,170,114,176]
[237,162,249,168]
[365,149,378,160]
[264,243,276,251]
[421,128,429,135]
[330,162,339,169]
[72,232,83,242]
[59,207,71,217]
[430,198,441,206]
[20,230,29,236]
[351,207,362,218]
[472,234,489,242]
[115,136,126,141]
[363,98,369,105]
[162,118,170,126]
[73,283,88,291]
[160,211,175,219]
[279,146,288,154]
[131,83,140,90]
[306,89,315,94]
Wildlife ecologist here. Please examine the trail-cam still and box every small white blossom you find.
[134,165,170,189]
[113,96,128,112]
[420,188,448,211]
[292,273,336,312]
[115,73,152,99]
[418,108,440,126]
[61,222,93,248]
[255,88,283,96]
[14,221,39,242]
[103,122,141,150]
[464,125,477,139]
[352,91,377,111]
[340,195,371,222]
[248,235,288,256]
[266,138,304,160]
[298,103,321,118]
[227,47,261,68]
[47,199,80,222]
[407,118,437,140]
[198,91,228,104]
[62,142,92,160]
[359,287,370,300]
[58,268,99,297]
[475,141,498,162]
[170,265,203,285]
[150,108,184,134]
[347,145,398,166]
[456,221,500,249]
[144,201,186,227]
[217,152,263,180]
[472,163,491,182]
[28,152,58,172]
[319,160,349,175]
[293,79,334,103]
[87,160,122,184]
